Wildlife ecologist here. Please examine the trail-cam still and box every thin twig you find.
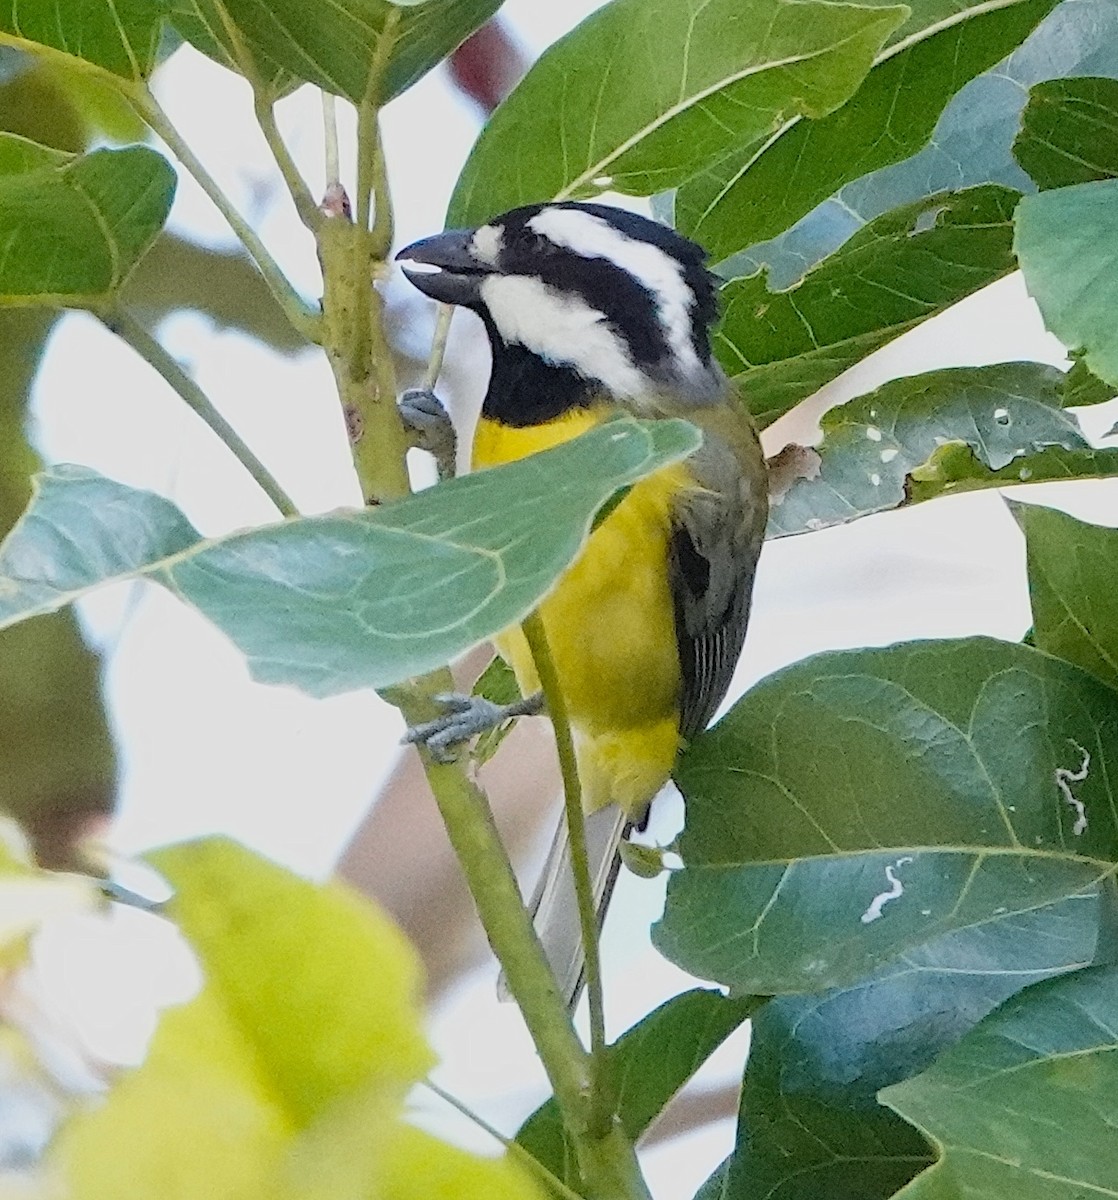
[423,304,455,392]
[254,91,321,232]
[521,613,608,1112]
[104,309,298,518]
[421,1079,586,1200]
[129,88,321,344]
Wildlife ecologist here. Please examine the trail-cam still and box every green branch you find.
[521,613,608,1076]
[390,671,651,1200]
[316,12,410,505]
[105,309,299,518]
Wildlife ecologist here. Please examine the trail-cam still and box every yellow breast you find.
[472,407,692,816]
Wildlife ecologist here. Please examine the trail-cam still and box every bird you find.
[396,201,768,1004]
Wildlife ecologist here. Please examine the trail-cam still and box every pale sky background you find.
[11,2,1118,1195]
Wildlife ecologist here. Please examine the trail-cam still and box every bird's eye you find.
[510,225,548,256]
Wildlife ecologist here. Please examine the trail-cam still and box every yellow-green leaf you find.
[150,838,432,1127]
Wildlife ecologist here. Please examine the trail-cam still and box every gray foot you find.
[399,388,457,481]
[403,691,544,763]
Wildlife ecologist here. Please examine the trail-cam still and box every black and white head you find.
[397,202,725,421]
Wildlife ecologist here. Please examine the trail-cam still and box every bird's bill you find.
[395,228,489,305]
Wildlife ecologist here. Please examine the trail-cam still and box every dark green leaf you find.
[517,989,763,1192]
[882,963,1118,1198]
[1013,75,1118,189]
[0,419,701,696]
[720,187,1019,428]
[0,0,170,80]
[1016,178,1118,388]
[654,637,1118,994]
[766,363,1088,538]
[677,0,1056,264]
[718,888,1107,1199]
[728,0,1118,289]
[0,137,176,306]
[1015,503,1118,690]
[171,0,503,104]
[1064,358,1115,407]
[448,0,907,226]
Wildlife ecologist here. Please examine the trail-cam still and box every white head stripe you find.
[479,274,647,399]
[527,207,701,374]
[470,224,504,266]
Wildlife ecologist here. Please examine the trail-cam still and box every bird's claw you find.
[402,690,543,763]
[398,388,457,481]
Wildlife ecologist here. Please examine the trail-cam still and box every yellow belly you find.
[472,408,691,816]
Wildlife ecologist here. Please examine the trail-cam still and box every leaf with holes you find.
[170,0,503,104]
[1016,178,1118,389]
[719,186,1019,429]
[677,0,1056,265]
[0,0,170,80]
[766,363,1088,538]
[906,441,1118,500]
[654,637,1118,995]
[882,963,1118,1198]
[517,989,762,1194]
[0,419,701,696]
[713,886,1108,1200]
[447,0,907,226]
[1014,503,1118,691]
[0,136,176,306]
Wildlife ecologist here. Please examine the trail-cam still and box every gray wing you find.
[669,410,768,740]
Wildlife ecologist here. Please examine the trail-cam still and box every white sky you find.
[14,2,1118,1195]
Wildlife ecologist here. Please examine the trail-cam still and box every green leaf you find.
[766,363,1089,538]
[447,0,907,227]
[0,136,175,306]
[1016,177,1118,389]
[882,963,1118,1198]
[1064,358,1116,407]
[654,637,1118,994]
[171,0,503,104]
[517,989,763,1193]
[151,838,433,1126]
[720,186,1019,428]
[717,888,1108,1199]
[1015,503,1118,690]
[0,0,170,80]
[906,440,1118,498]
[0,418,701,696]
[1013,75,1118,189]
[677,0,1056,264]
[727,0,1118,290]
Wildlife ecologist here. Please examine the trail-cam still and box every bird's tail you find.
[524,805,629,1008]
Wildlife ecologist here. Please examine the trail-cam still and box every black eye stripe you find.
[533,255,668,370]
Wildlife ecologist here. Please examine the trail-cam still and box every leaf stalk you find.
[104,309,298,518]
